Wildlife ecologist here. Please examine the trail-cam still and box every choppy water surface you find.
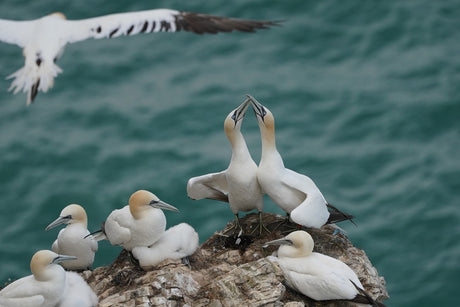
[0,1,459,305]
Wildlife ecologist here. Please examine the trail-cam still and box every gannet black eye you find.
[62,215,72,220]
[149,200,159,205]
[36,58,42,66]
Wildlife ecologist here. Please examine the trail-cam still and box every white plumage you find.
[93,190,179,251]
[187,98,265,233]
[265,231,383,305]
[45,204,98,270]
[59,271,98,307]
[0,250,76,307]
[248,95,353,228]
[0,9,278,104]
[132,222,199,269]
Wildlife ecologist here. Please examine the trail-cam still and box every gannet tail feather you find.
[326,203,356,226]
[350,280,387,307]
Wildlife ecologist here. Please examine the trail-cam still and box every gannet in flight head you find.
[45,204,98,271]
[91,189,179,251]
[248,95,354,228]
[132,222,199,269]
[264,231,385,306]
[0,10,280,105]
[0,250,76,307]
[187,98,267,234]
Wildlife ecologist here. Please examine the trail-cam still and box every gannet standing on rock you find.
[45,204,98,270]
[248,95,354,229]
[91,190,179,251]
[0,250,76,307]
[187,98,267,234]
[264,231,386,306]
[132,222,199,269]
[0,10,280,105]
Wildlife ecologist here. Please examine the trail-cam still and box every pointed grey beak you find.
[232,97,251,124]
[52,254,77,264]
[263,237,293,248]
[246,94,266,121]
[45,215,71,231]
[149,199,180,212]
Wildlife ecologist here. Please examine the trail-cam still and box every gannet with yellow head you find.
[91,190,179,251]
[264,231,385,306]
[187,98,266,234]
[0,250,76,307]
[248,95,354,228]
[0,10,280,105]
[45,204,98,270]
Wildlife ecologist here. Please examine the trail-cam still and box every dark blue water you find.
[1,1,459,305]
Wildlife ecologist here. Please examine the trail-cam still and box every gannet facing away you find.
[248,95,354,228]
[59,271,98,307]
[132,222,199,269]
[91,190,179,251]
[265,231,385,306]
[187,98,266,234]
[0,250,76,307]
[0,10,280,105]
[45,204,98,270]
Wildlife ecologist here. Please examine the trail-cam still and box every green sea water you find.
[0,1,459,306]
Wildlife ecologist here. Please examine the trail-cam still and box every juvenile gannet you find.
[90,190,179,251]
[0,250,76,307]
[248,95,354,228]
[0,10,279,105]
[45,204,98,270]
[59,271,98,307]
[265,231,385,306]
[132,222,199,269]
[187,98,266,234]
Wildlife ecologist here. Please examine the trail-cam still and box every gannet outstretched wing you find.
[0,9,280,104]
[187,171,229,202]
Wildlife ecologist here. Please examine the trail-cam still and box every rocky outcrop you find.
[82,213,389,306]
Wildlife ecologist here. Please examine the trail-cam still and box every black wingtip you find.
[29,79,40,104]
[326,203,357,226]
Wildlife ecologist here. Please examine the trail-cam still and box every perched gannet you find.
[187,98,266,234]
[0,250,76,307]
[265,231,385,306]
[59,271,98,307]
[0,10,279,105]
[248,95,354,228]
[45,204,98,270]
[90,190,179,251]
[132,222,199,269]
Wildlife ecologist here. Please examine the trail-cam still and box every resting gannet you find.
[90,190,179,251]
[265,231,385,306]
[0,250,76,307]
[45,204,98,270]
[248,95,354,228]
[132,222,199,269]
[187,98,266,234]
[0,10,280,105]
[59,271,98,307]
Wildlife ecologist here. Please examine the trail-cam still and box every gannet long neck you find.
[224,98,252,161]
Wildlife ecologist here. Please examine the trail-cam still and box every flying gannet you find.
[187,98,267,234]
[0,250,76,307]
[45,204,98,270]
[264,231,385,306]
[90,189,179,251]
[132,222,199,269]
[248,95,354,229]
[0,9,280,105]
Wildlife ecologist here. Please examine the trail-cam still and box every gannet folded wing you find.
[187,171,229,202]
[0,295,45,307]
[103,207,132,246]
